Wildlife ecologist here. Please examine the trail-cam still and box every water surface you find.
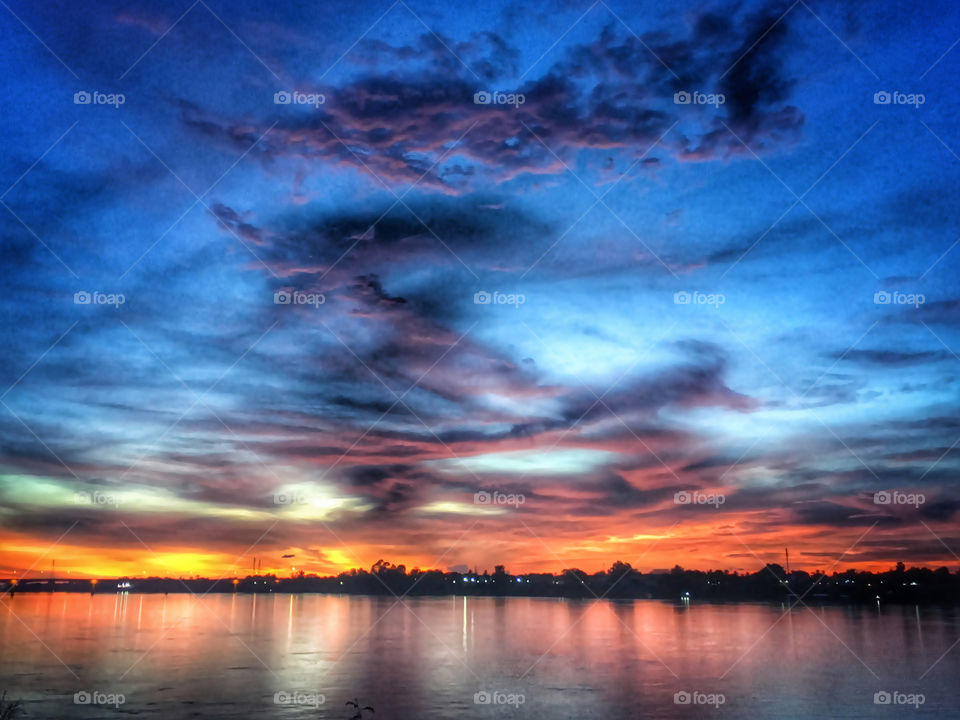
[1,593,957,718]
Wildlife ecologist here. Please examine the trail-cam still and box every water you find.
[1,593,958,718]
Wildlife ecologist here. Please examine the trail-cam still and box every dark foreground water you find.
[1,593,958,718]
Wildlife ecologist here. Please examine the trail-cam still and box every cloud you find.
[181,10,804,192]
[830,349,949,366]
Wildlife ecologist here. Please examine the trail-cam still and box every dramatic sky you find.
[2,0,960,579]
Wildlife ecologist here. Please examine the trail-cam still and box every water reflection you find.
[0,594,957,719]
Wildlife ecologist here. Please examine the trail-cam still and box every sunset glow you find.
[2,0,959,584]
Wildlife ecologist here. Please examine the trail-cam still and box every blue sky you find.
[1,0,960,576]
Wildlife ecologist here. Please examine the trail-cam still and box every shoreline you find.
[5,563,958,604]
[5,588,959,606]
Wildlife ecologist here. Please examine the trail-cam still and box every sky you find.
[1,0,960,579]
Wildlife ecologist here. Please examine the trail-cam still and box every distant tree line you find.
[4,560,958,603]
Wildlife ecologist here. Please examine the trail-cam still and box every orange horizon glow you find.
[2,529,954,580]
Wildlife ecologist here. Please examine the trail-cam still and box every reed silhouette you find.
[0,691,23,720]
[346,698,375,719]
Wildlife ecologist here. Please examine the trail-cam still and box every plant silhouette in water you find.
[0,692,23,720]
[346,697,374,719]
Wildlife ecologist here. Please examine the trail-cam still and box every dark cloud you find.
[831,349,949,366]
[903,299,960,327]
[790,501,900,527]
[182,10,803,191]
[919,498,960,522]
